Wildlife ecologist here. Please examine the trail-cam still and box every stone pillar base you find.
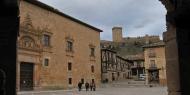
[168,92,181,95]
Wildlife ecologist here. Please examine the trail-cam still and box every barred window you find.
[67,41,73,52]
[90,48,95,56]
[148,49,156,58]
[69,78,72,84]
[91,65,94,73]
[44,58,49,66]
[68,62,72,71]
[43,34,50,46]
[150,60,157,68]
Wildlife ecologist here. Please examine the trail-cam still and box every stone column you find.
[16,62,20,91]
[175,1,190,94]
[159,0,181,95]
[136,69,139,79]
[161,0,190,95]
[34,63,41,90]
[143,68,145,74]
[176,28,190,95]
[145,70,148,85]
[163,24,181,95]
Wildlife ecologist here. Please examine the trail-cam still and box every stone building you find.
[125,53,145,80]
[101,48,132,83]
[143,41,167,86]
[17,0,102,91]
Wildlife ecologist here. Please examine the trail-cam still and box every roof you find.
[123,53,144,61]
[101,48,117,53]
[23,0,103,32]
[142,41,165,48]
[116,56,133,63]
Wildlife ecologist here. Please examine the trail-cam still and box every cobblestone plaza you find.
[18,86,167,95]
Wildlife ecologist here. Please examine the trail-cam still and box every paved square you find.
[18,86,168,95]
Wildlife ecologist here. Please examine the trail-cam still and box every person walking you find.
[85,82,89,91]
[92,82,96,91]
[78,81,82,91]
[90,82,93,91]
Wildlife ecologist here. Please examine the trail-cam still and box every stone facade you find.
[17,0,102,91]
[143,41,167,86]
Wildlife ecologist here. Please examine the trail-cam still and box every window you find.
[67,41,73,52]
[117,72,120,77]
[148,48,156,58]
[68,62,72,71]
[69,78,72,84]
[90,48,95,56]
[150,60,157,68]
[134,62,137,67]
[92,79,94,83]
[43,34,50,46]
[81,78,84,84]
[137,61,141,67]
[91,65,94,73]
[132,68,137,75]
[44,58,49,66]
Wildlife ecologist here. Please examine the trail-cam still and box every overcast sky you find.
[39,0,167,41]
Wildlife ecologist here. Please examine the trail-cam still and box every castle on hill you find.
[101,27,161,57]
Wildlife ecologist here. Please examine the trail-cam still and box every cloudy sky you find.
[39,0,167,41]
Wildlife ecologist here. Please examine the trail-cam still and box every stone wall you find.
[18,0,101,90]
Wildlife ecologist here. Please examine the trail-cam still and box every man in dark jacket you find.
[78,82,82,91]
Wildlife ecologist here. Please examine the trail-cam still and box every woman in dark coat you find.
[85,82,89,91]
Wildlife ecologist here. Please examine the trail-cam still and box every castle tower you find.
[112,27,123,42]
[145,34,150,44]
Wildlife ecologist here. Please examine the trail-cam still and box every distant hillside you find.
[123,35,160,45]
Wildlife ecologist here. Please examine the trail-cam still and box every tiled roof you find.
[123,53,144,61]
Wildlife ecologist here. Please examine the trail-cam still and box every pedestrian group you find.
[78,81,96,91]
